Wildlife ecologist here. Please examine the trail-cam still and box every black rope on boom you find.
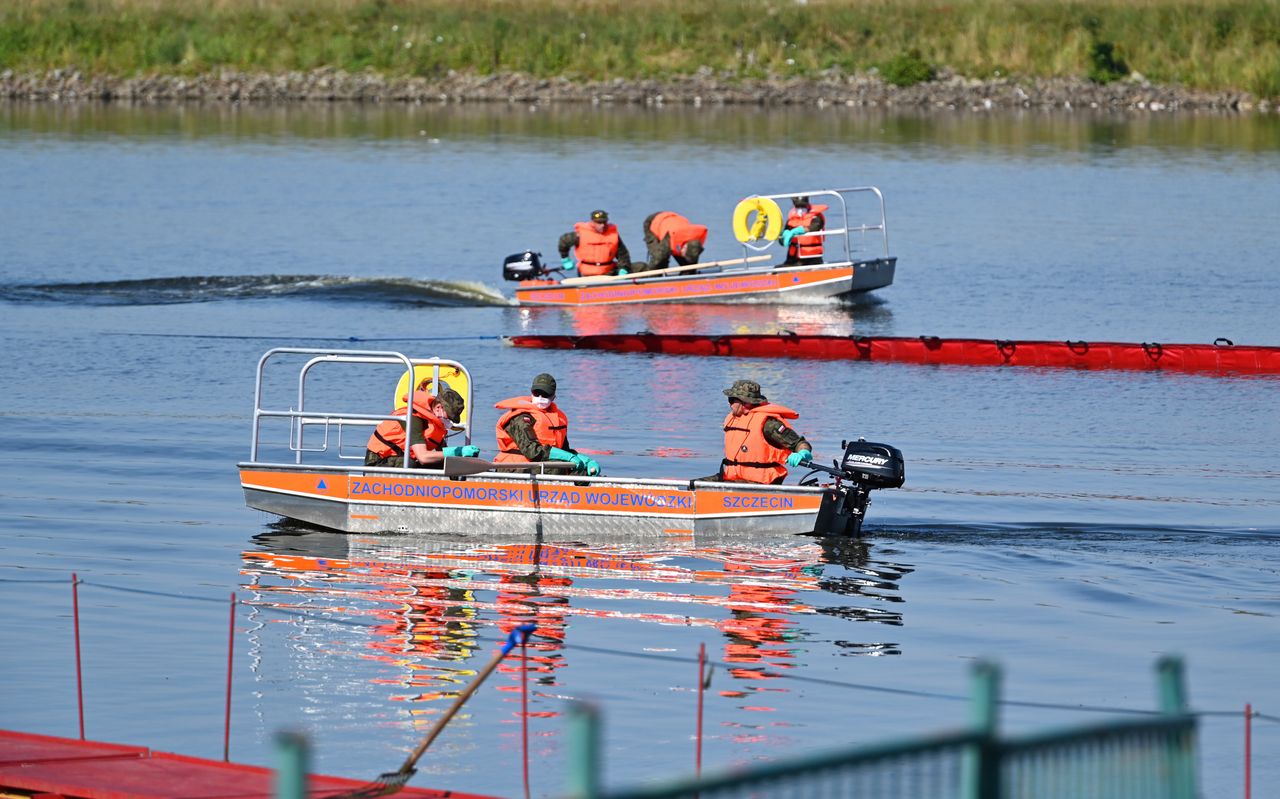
[1214,337,1234,347]
[1143,341,1165,360]
[1065,340,1090,354]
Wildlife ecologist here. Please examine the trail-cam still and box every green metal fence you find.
[567,657,1198,799]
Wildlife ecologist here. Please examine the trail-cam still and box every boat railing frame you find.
[750,185,890,265]
[249,348,473,466]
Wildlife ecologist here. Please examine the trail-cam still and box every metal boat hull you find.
[240,465,826,536]
[513,258,895,306]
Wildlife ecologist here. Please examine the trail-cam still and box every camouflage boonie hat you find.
[531,373,558,396]
[723,379,766,404]
[436,388,465,423]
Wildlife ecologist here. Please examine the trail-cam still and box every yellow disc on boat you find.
[732,196,784,243]
[394,364,470,422]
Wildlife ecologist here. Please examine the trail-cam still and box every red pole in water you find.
[521,637,530,799]
[1245,703,1252,799]
[72,572,84,740]
[696,643,705,779]
[224,592,236,761]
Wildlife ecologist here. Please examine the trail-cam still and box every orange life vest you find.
[786,204,828,260]
[649,212,708,259]
[573,221,621,276]
[366,396,448,460]
[494,396,569,462]
[721,403,800,484]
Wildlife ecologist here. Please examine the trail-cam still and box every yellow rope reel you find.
[394,364,470,423]
[732,196,784,244]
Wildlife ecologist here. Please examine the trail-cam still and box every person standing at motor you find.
[365,386,476,468]
[558,209,632,277]
[494,373,601,475]
[631,210,708,273]
[718,379,812,484]
[780,196,827,266]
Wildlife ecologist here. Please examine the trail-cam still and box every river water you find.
[1,102,1277,798]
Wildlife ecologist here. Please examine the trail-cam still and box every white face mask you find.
[531,395,553,410]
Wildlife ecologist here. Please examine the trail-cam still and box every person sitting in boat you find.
[718,379,812,484]
[630,210,707,273]
[557,209,632,277]
[780,196,827,266]
[364,386,477,468]
[494,373,601,476]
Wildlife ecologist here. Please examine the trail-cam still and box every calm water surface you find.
[1,103,1277,798]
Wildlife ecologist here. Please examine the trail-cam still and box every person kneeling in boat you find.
[780,196,827,266]
[364,386,476,468]
[630,210,707,274]
[558,209,632,277]
[494,373,601,476]
[718,379,812,484]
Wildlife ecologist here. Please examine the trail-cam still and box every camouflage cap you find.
[531,373,558,396]
[791,195,810,207]
[436,388,465,423]
[723,379,766,405]
[590,209,609,223]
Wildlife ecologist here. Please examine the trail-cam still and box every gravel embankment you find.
[2,68,1271,112]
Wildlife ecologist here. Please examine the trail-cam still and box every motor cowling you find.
[836,440,905,489]
[503,250,547,282]
[811,439,905,537]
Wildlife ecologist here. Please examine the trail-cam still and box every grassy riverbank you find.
[3,0,1278,99]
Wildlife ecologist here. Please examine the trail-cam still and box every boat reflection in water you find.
[240,526,913,738]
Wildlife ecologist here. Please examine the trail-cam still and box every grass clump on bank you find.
[2,0,1278,99]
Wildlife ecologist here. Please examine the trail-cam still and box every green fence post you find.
[274,731,308,799]
[962,660,1000,799]
[1156,655,1198,799]
[567,701,602,799]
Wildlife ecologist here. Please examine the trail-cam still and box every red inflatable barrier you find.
[506,334,1280,376]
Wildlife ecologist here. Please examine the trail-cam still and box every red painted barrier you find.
[0,729,499,799]
[507,334,1280,376]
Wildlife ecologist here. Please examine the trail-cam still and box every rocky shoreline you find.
[2,67,1272,113]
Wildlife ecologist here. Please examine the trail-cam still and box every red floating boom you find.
[506,334,1280,376]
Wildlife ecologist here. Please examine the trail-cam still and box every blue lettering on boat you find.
[350,480,527,503]
[721,494,795,510]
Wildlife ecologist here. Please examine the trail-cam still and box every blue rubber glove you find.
[442,445,480,458]
[617,268,629,276]
[780,226,807,249]
[571,454,601,476]
[560,256,574,270]
[786,450,813,468]
[548,447,577,463]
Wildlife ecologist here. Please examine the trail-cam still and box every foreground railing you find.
[565,658,1197,799]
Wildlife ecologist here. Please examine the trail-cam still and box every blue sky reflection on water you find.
[0,102,1277,798]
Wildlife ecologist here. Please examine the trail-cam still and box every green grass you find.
[2,0,1278,98]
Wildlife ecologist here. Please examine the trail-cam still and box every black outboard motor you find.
[503,250,550,282]
[809,439,905,537]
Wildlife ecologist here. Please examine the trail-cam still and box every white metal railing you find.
[249,348,472,465]
[748,186,890,264]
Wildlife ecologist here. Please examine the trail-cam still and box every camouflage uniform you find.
[364,389,465,468]
[557,231,632,273]
[697,379,811,483]
[633,211,705,273]
[782,204,825,266]
[501,414,575,462]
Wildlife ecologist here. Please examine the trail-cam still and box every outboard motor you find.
[503,250,549,282]
[809,439,905,537]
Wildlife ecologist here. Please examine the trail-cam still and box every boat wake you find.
[0,274,514,307]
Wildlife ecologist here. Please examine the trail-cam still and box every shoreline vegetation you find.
[3,0,1278,113]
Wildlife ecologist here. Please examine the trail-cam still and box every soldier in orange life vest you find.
[780,196,827,266]
[718,379,812,484]
[631,210,708,273]
[365,386,476,468]
[494,373,601,475]
[557,209,632,277]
